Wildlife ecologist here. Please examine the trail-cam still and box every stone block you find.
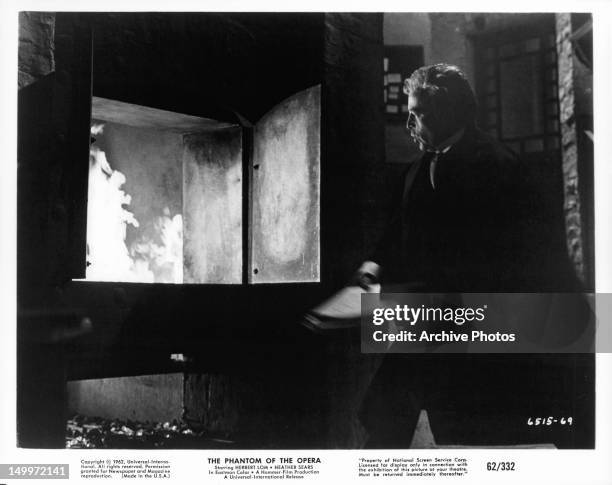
[18,12,55,89]
[67,373,184,422]
[561,125,577,148]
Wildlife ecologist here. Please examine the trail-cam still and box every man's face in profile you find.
[407,92,454,151]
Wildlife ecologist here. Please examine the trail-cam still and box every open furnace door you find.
[183,128,243,284]
[250,86,321,283]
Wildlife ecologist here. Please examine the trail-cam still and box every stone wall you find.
[18,12,55,89]
[555,13,593,286]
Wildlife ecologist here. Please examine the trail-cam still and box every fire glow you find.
[85,123,183,283]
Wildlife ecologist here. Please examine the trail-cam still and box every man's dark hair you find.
[403,63,477,129]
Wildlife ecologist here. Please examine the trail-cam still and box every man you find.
[358,63,552,292]
[357,64,588,448]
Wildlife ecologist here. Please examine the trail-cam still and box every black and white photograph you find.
[2,4,612,484]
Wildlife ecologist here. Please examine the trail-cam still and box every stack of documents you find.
[302,284,381,332]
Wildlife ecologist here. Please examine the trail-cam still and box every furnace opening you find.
[80,86,321,285]
[82,97,241,284]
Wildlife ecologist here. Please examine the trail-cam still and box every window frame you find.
[472,17,561,160]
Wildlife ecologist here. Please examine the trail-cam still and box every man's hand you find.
[353,261,381,289]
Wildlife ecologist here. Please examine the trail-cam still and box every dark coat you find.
[359,126,591,449]
[372,125,578,292]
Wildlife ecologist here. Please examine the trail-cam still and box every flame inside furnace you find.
[85,123,183,283]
